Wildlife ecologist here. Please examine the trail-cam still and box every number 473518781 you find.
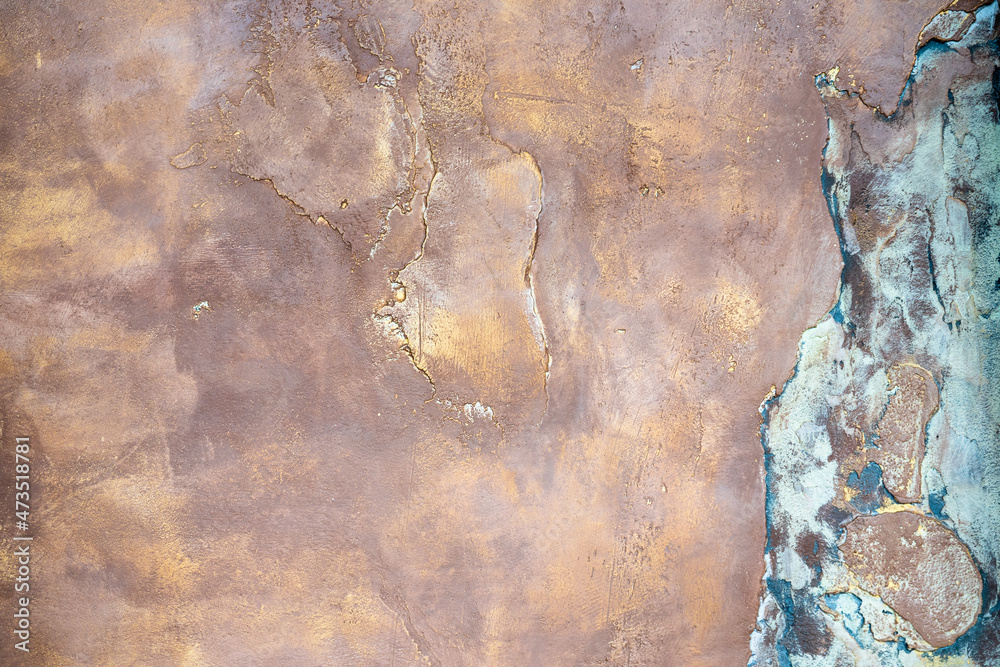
[15,438,29,527]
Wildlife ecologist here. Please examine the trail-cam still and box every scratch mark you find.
[494,90,573,105]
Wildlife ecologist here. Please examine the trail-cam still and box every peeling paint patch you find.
[192,300,210,320]
[382,151,549,428]
[751,4,1000,664]
[840,511,981,650]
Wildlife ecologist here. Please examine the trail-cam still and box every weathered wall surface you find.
[752,5,1000,664]
[0,0,993,664]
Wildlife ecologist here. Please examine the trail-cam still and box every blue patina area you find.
[846,462,891,513]
[750,3,1000,663]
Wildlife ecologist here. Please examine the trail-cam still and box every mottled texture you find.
[874,363,938,504]
[224,21,416,253]
[753,4,1000,665]
[840,511,982,649]
[383,150,549,426]
[0,0,985,664]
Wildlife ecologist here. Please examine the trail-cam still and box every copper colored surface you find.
[871,364,938,504]
[0,0,976,664]
[840,512,982,649]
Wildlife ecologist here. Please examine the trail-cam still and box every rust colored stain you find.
[840,512,982,650]
[871,363,939,504]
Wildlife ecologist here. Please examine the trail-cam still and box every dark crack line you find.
[523,153,552,425]
[381,111,438,401]
[481,64,552,425]
[230,166,355,253]
[927,225,950,322]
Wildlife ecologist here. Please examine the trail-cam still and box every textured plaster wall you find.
[0,0,995,664]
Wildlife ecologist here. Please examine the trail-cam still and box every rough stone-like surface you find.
[840,511,982,649]
[873,363,939,504]
[753,4,1000,665]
